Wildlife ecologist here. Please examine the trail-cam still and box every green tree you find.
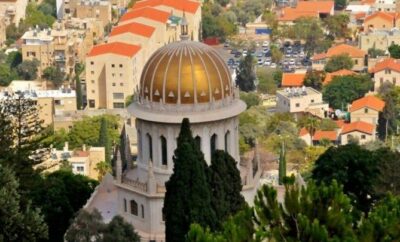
[0,64,17,86]
[324,54,354,72]
[98,117,111,163]
[368,47,386,58]
[163,118,216,242]
[319,119,338,130]
[95,161,112,180]
[377,83,400,139]
[388,43,400,58]
[359,195,400,241]
[239,92,261,109]
[65,209,105,242]
[30,170,98,242]
[334,0,347,9]
[257,68,278,94]
[6,51,22,68]
[292,17,326,55]
[17,59,40,80]
[312,144,379,212]
[75,77,83,109]
[253,180,356,241]
[43,66,65,87]
[323,14,350,39]
[103,216,140,242]
[278,142,286,185]
[323,74,373,109]
[372,148,400,197]
[236,54,256,92]
[208,151,245,228]
[270,45,283,63]
[23,3,55,29]
[303,70,325,90]
[0,164,48,241]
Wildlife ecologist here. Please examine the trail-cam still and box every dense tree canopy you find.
[240,92,261,109]
[303,70,325,90]
[388,43,400,58]
[324,54,354,72]
[323,74,373,109]
[43,66,65,87]
[323,14,350,39]
[17,59,40,80]
[377,83,400,138]
[236,54,256,92]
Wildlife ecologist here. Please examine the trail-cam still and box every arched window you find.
[195,136,201,150]
[224,131,230,153]
[146,133,153,161]
[210,134,217,156]
[141,204,144,218]
[123,198,127,212]
[160,136,167,166]
[130,200,138,215]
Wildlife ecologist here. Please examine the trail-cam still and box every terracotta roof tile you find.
[369,58,400,73]
[349,95,385,112]
[326,44,366,58]
[132,0,200,14]
[313,130,337,141]
[278,1,334,21]
[324,69,357,85]
[88,42,141,57]
[341,121,375,134]
[312,53,327,60]
[364,11,397,23]
[335,119,345,128]
[281,73,306,87]
[278,7,318,21]
[299,127,309,136]
[354,12,366,20]
[120,7,170,23]
[110,22,155,38]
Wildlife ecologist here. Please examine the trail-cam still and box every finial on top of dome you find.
[180,10,189,41]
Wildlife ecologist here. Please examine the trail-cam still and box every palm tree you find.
[95,161,111,180]
[304,116,321,146]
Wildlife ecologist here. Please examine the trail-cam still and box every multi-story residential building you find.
[108,22,156,60]
[36,143,105,180]
[312,44,367,72]
[363,12,397,32]
[0,85,77,126]
[373,0,396,12]
[349,95,385,125]
[370,57,400,91]
[57,0,111,25]
[0,15,6,47]
[85,42,143,109]
[276,87,329,118]
[359,29,400,51]
[0,0,28,26]
[21,24,95,77]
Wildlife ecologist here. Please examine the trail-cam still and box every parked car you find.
[271,63,277,68]
[234,52,242,58]
[224,42,230,48]
[262,41,269,47]
[257,52,263,58]
[227,58,235,65]
[264,60,271,66]
[257,58,263,65]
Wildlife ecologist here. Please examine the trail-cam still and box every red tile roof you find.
[349,95,385,112]
[278,1,333,21]
[120,7,170,24]
[364,11,397,23]
[281,73,306,87]
[132,0,200,14]
[88,42,141,57]
[354,12,366,20]
[299,127,309,136]
[110,22,155,38]
[324,69,357,85]
[313,44,366,60]
[342,121,375,134]
[369,58,400,73]
[313,130,337,141]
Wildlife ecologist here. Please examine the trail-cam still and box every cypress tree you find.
[208,150,245,228]
[98,117,111,163]
[278,142,286,185]
[163,118,216,242]
[75,77,83,110]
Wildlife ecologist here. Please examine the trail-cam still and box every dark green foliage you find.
[334,0,347,10]
[253,180,356,241]
[278,143,286,185]
[43,66,65,87]
[75,77,83,109]
[323,74,373,109]
[372,148,400,197]
[164,118,216,242]
[0,165,48,242]
[388,44,400,58]
[239,92,261,109]
[65,210,140,242]
[208,151,245,228]
[103,216,141,242]
[303,70,325,90]
[6,51,22,68]
[368,47,386,58]
[30,170,98,242]
[324,54,354,72]
[0,64,17,86]
[17,59,40,80]
[98,117,111,163]
[323,14,350,38]
[236,54,256,92]
[359,195,400,241]
[312,144,379,212]
[377,83,400,138]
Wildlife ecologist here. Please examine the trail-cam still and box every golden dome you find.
[139,41,232,104]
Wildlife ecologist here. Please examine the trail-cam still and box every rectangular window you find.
[91,71,94,75]
[89,100,95,108]
[119,64,123,68]
[113,102,124,108]
[120,83,124,86]
[361,135,366,139]
[54,99,62,105]
[111,64,115,68]
[113,92,124,99]
[365,108,368,113]
[123,199,127,212]
[311,99,314,103]
[76,166,84,172]
[295,103,300,107]
[393,77,396,85]
[90,61,94,65]
[355,59,358,65]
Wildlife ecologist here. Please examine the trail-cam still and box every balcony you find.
[54,55,66,62]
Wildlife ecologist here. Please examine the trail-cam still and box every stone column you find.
[202,126,211,165]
